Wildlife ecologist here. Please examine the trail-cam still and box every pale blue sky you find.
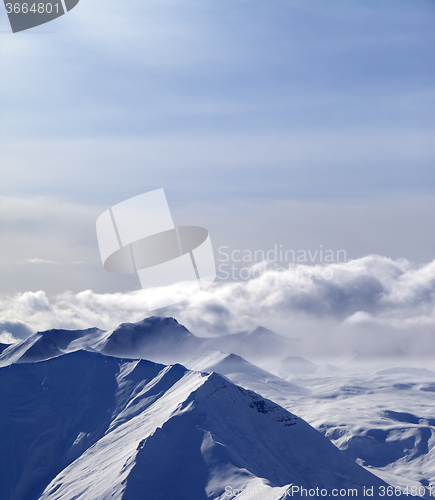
[0,0,434,293]
[1,0,434,205]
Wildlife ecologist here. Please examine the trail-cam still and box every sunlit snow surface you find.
[189,352,435,491]
[276,362,435,491]
[0,317,433,499]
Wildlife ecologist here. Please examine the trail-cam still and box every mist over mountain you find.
[206,326,294,363]
[0,317,294,367]
[0,342,10,354]
[1,316,433,499]
[276,356,318,376]
[1,256,434,360]
[101,317,203,364]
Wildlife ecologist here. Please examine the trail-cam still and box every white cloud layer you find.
[1,255,434,357]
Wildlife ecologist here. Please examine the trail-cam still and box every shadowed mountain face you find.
[101,316,204,363]
[0,317,294,367]
[2,317,433,495]
[0,328,103,366]
[0,317,202,367]
[0,350,388,500]
[0,342,10,354]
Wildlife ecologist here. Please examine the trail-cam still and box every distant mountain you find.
[101,316,204,363]
[207,326,293,362]
[0,349,388,500]
[0,318,295,367]
[276,355,318,376]
[187,351,308,406]
[0,317,201,367]
[188,350,267,373]
[0,327,102,367]
[340,349,409,366]
[376,367,435,378]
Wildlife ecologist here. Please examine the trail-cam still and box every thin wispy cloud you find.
[1,0,433,205]
[18,258,60,265]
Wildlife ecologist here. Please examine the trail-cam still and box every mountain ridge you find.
[0,316,295,367]
[1,348,389,500]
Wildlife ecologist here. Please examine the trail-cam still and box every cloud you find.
[0,196,140,295]
[0,321,34,344]
[1,255,434,357]
[18,259,60,265]
[1,0,433,209]
[2,195,435,296]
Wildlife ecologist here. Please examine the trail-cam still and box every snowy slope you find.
[187,351,308,407]
[0,318,293,367]
[272,362,435,492]
[2,316,433,495]
[0,327,103,367]
[0,317,201,367]
[0,350,391,500]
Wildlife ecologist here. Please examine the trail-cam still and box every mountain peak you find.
[102,316,201,363]
[1,348,389,499]
[277,355,318,375]
[127,316,180,327]
[246,326,290,343]
[112,316,185,334]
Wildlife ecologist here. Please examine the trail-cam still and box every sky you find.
[0,0,434,348]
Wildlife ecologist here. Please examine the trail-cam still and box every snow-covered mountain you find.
[0,349,390,500]
[277,362,435,492]
[2,316,433,497]
[0,327,102,366]
[187,351,308,408]
[0,317,293,367]
[100,316,204,363]
[275,355,318,376]
[207,326,293,362]
[0,317,202,367]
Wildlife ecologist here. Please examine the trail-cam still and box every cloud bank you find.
[1,255,434,357]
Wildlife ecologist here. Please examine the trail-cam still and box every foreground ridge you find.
[0,349,390,500]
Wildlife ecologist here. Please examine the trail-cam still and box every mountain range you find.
[1,348,388,499]
[0,317,292,367]
[1,316,432,499]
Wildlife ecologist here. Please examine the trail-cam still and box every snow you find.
[1,316,433,499]
[0,327,103,367]
[2,349,391,500]
[223,358,435,491]
[183,352,435,492]
[187,351,308,407]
